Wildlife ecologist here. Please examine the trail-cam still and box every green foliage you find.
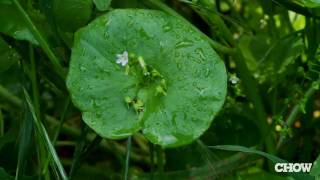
[295,0,320,8]
[93,0,112,11]
[0,38,19,72]
[0,0,319,179]
[67,9,227,147]
[0,1,37,44]
[53,0,93,32]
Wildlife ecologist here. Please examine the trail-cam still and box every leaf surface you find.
[67,9,227,147]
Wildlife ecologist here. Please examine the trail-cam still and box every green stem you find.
[23,89,68,180]
[29,44,40,119]
[149,143,155,180]
[277,81,319,149]
[11,0,66,79]
[144,0,234,54]
[28,44,50,180]
[233,49,275,155]
[156,145,164,179]
[124,136,132,180]
[42,98,70,176]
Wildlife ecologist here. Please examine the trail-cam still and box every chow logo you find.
[275,163,313,173]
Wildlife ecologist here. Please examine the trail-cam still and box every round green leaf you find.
[67,9,227,147]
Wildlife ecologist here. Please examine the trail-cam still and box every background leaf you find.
[0,2,37,44]
[295,0,320,8]
[53,0,93,32]
[0,37,19,73]
[93,0,112,11]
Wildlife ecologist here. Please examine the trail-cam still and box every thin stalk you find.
[11,0,66,79]
[156,145,164,179]
[277,82,319,148]
[149,143,155,179]
[23,89,68,180]
[29,44,40,120]
[42,98,70,176]
[233,49,276,155]
[144,0,234,54]
[29,44,50,180]
[124,136,132,180]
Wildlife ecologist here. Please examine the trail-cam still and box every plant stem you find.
[42,98,70,176]
[124,136,132,180]
[149,143,155,180]
[28,44,50,180]
[156,145,164,179]
[23,89,68,180]
[233,49,275,155]
[29,44,40,120]
[277,81,319,149]
[11,0,66,79]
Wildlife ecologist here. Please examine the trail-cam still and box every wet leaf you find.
[67,9,227,147]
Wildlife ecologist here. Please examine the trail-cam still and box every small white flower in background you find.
[116,51,129,66]
[233,33,240,40]
[229,75,240,84]
[260,15,269,29]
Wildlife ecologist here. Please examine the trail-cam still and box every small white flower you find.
[116,51,129,66]
[229,75,240,84]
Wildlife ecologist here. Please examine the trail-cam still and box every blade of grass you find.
[124,136,132,180]
[209,145,314,180]
[42,97,70,176]
[29,44,40,119]
[15,102,34,180]
[136,152,258,179]
[11,0,66,79]
[209,145,286,163]
[23,89,68,180]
